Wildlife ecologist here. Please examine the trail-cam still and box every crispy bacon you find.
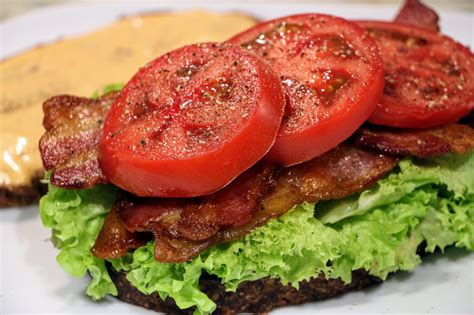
[93,144,397,262]
[260,143,397,215]
[39,93,116,188]
[94,164,277,262]
[354,123,474,158]
[394,0,440,32]
[92,204,150,259]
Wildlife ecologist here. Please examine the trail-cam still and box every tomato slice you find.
[359,21,474,128]
[229,14,384,166]
[99,43,285,197]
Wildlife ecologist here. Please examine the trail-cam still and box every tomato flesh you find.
[229,14,385,166]
[100,43,285,197]
[359,21,474,128]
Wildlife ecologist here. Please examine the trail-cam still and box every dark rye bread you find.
[0,172,46,207]
[107,264,381,314]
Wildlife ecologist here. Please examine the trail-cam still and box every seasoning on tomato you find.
[99,43,285,197]
[359,21,474,128]
[229,14,384,166]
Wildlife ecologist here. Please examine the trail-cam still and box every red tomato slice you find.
[99,43,285,197]
[229,14,384,166]
[359,21,474,128]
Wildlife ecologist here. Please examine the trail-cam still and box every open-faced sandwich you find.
[38,1,473,314]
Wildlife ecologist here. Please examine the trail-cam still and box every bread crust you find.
[107,264,381,314]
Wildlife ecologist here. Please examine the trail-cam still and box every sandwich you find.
[38,1,473,314]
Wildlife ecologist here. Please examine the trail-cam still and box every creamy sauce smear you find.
[0,11,256,188]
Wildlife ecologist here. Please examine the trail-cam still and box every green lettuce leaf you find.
[90,82,124,100]
[316,152,474,224]
[39,151,474,314]
[39,183,118,299]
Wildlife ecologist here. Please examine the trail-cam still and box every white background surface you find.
[1,2,473,314]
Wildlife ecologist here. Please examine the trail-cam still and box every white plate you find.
[1,1,473,314]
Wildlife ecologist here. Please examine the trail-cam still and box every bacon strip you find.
[92,204,150,259]
[394,0,440,32]
[93,144,397,262]
[354,123,474,158]
[39,93,116,188]
[96,164,277,262]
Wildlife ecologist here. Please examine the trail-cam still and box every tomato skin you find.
[359,21,474,128]
[267,75,384,165]
[229,14,385,166]
[369,95,473,128]
[99,43,285,197]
